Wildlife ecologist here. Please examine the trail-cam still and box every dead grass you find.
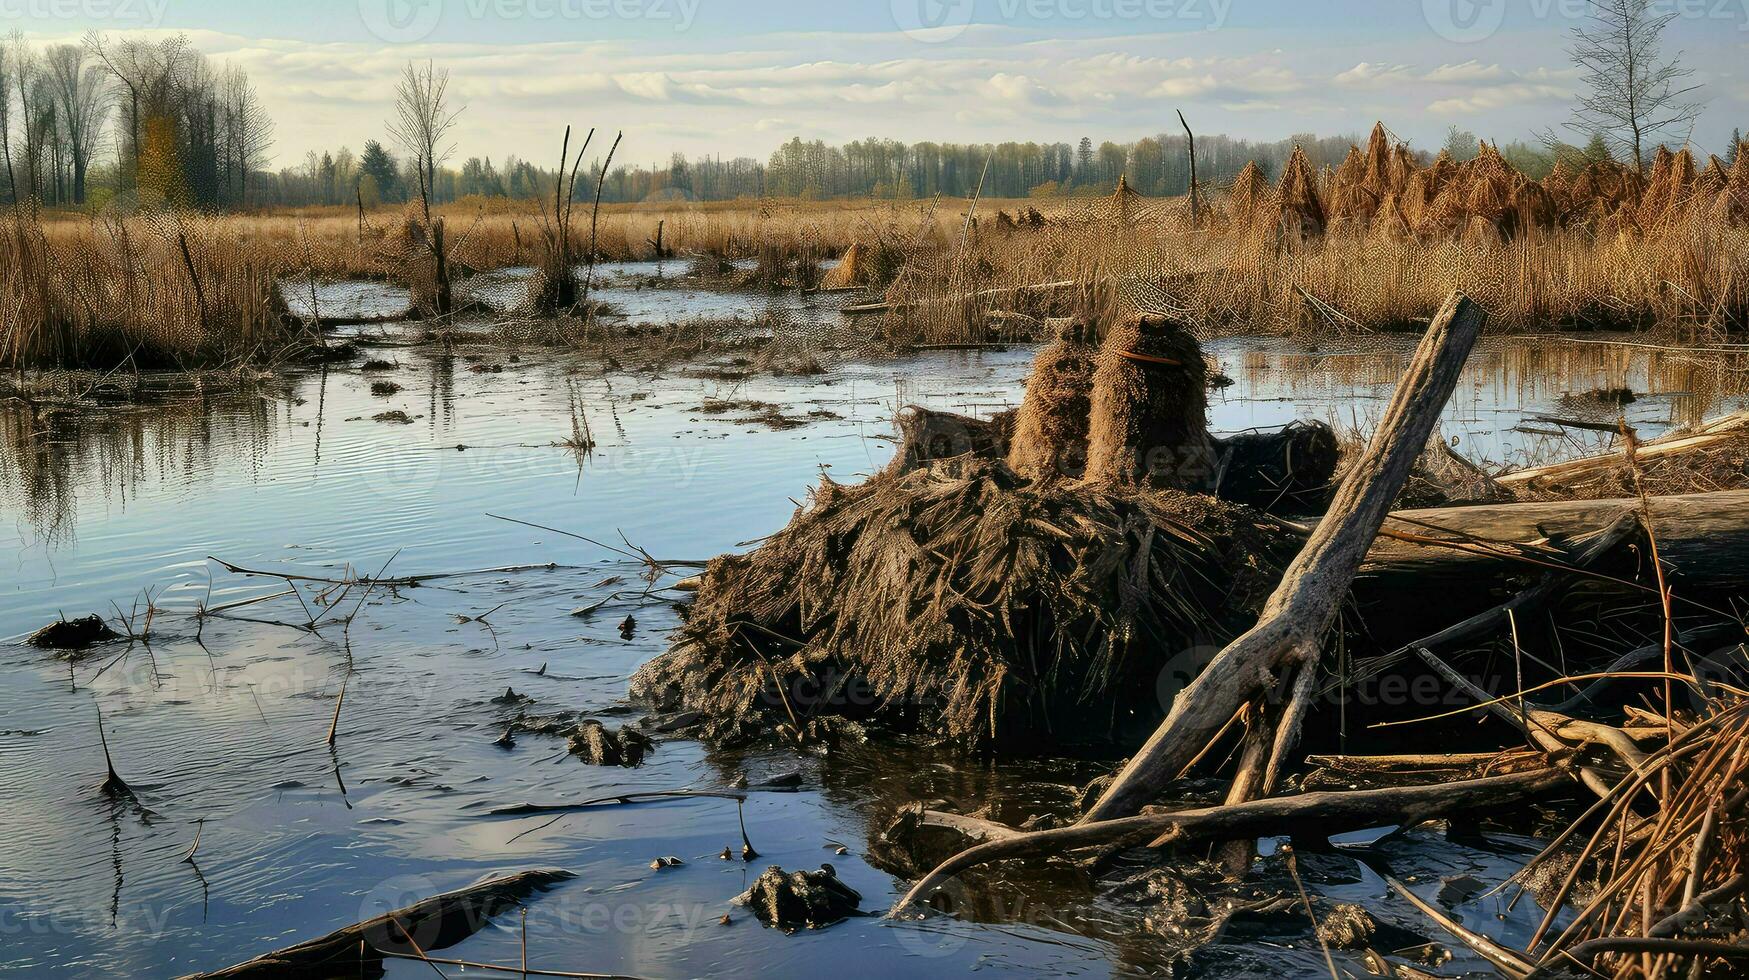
[13,122,1749,368]
[3,205,302,369]
[631,456,1291,749]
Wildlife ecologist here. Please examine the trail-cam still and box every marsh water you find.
[4,268,1747,977]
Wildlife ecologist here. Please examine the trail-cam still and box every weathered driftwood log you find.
[178,868,574,979]
[890,766,1564,913]
[1497,409,1749,489]
[1361,490,1749,613]
[1079,292,1486,823]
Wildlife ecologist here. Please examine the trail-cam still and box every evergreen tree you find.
[359,139,399,202]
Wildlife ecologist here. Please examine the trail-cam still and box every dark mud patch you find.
[736,865,862,930]
[27,614,121,651]
[1558,385,1637,411]
[692,399,842,430]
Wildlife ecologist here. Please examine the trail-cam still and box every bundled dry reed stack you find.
[1083,313,1215,490]
[1275,146,1326,239]
[1227,161,1271,229]
[1006,317,1098,482]
[819,242,866,289]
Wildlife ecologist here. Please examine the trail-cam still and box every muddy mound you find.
[885,406,1015,476]
[632,458,1291,749]
[1214,420,1340,513]
[736,865,862,930]
[28,614,120,651]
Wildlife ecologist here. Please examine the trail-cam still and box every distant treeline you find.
[266,127,1596,210]
[6,31,1680,212]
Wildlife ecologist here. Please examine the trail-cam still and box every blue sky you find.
[16,1,1749,169]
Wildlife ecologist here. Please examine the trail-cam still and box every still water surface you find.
[2,300,1744,976]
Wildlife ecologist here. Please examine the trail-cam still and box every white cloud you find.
[15,19,1740,166]
[1428,83,1570,114]
[1424,61,1511,84]
[1334,62,1414,88]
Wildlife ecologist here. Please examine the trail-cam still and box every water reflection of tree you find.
[0,377,283,545]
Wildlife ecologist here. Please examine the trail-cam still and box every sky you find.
[13,0,1749,170]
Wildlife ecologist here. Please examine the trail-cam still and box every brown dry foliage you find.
[631,457,1288,748]
[1084,314,1215,490]
[1006,317,1097,483]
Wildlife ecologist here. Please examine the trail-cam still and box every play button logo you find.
[1423,0,1506,43]
[892,0,976,43]
[361,0,444,43]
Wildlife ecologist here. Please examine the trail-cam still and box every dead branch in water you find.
[890,767,1566,915]
[1377,869,1537,977]
[176,868,575,979]
[483,514,707,573]
[1081,292,1486,825]
[1498,409,1749,489]
[326,674,348,749]
[485,789,749,817]
[93,703,135,801]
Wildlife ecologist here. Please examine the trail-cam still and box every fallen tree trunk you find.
[1360,490,1749,621]
[890,766,1566,913]
[179,868,574,979]
[1078,292,1487,824]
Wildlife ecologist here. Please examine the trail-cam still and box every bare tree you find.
[218,62,272,206]
[44,44,107,204]
[387,60,461,209]
[9,33,41,201]
[1564,0,1705,174]
[0,39,15,203]
[86,31,193,188]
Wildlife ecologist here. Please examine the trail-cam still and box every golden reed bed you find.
[6,122,1748,369]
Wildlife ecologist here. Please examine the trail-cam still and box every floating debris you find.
[735,865,861,930]
[28,615,120,651]
[566,720,652,767]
